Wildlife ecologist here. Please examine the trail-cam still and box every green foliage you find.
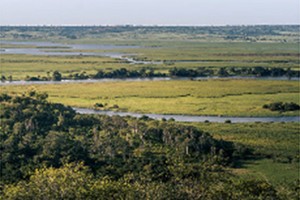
[170,67,299,78]
[93,68,166,79]
[192,122,300,186]
[0,93,242,184]
[2,163,290,200]
[2,163,92,200]
[263,102,300,112]
[193,122,300,160]
[52,70,62,81]
[0,93,298,199]
[1,25,299,199]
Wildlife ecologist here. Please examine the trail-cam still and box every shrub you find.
[94,103,104,108]
[225,119,232,124]
[263,102,300,112]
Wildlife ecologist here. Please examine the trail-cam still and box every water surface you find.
[1,76,298,86]
[0,41,137,58]
[74,108,300,123]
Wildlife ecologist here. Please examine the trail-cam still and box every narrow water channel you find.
[1,76,298,86]
[74,108,300,123]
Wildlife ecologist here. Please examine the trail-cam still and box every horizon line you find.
[1,23,299,27]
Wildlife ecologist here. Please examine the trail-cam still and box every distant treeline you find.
[169,66,300,78]
[92,68,166,79]
[21,68,166,82]
[1,25,299,40]
[15,66,299,82]
[2,66,298,82]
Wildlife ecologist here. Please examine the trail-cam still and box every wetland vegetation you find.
[0,25,299,199]
[1,79,299,117]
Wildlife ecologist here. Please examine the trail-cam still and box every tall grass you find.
[1,79,299,117]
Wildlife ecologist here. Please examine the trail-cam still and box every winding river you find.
[0,41,155,63]
[74,108,300,123]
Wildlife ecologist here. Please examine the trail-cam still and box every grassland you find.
[240,159,299,185]
[109,42,300,70]
[1,79,299,117]
[0,54,142,80]
[120,42,299,63]
[188,122,299,184]
[191,122,299,158]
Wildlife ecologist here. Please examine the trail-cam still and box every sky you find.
[0,0,299,26]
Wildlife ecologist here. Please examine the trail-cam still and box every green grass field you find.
[191,122,299,158]
[240,159,299,185]
[1,79,299,117]
[188,122,300,185]
[120,42,299,62]
[0,54,142,80]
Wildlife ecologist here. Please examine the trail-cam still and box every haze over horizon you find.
[0,0,299,26]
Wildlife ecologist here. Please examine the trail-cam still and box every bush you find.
[263,102,300,112]
[112,104,119,109]
[225,119,232,124]
[94,103,104,108]
[52,71,62,81]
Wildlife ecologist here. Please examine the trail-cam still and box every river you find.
[74,108,300,123]
[1,76,298,86]
[0,41,137,57]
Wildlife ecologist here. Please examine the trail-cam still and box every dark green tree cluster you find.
[3,162,294,200]
[25,71,62,81]
[263,102,300,112]
[24,68,166,82]
[24,66,300,83]
[1,75,13,82]
[0,92,297,199]
[169,67,300,78]
[92,68,166,79]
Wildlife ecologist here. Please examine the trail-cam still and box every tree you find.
[2,163,92,200]
[217,68,229,77]
[1,75,6,82]
[52,71,62,81]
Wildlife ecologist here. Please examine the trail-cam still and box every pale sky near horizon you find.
[0,0,299,25]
